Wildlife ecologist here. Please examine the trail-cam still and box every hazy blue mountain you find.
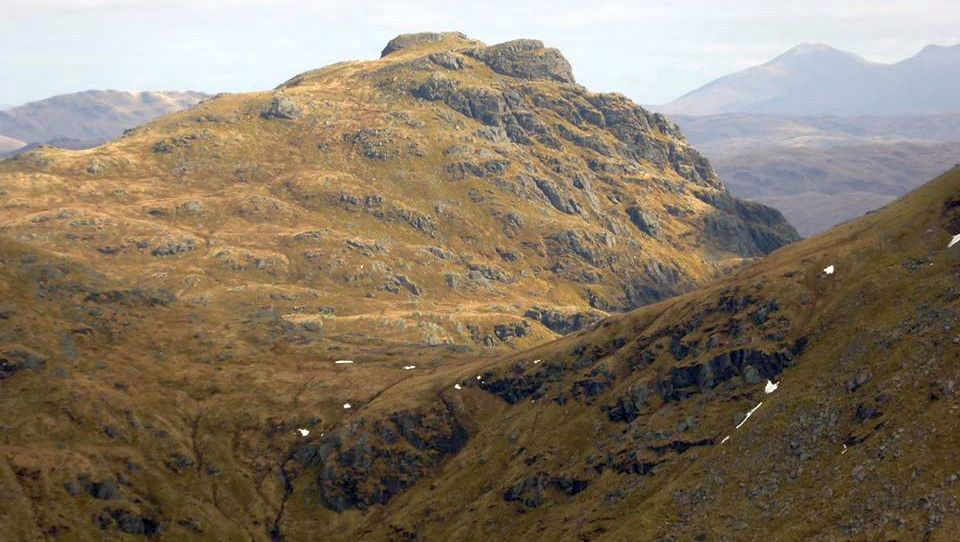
[661,43,960,116]
[670,112,960,236]
[0,134,25,155]
[0,89,208,149]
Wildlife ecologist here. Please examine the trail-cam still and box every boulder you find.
[261,95,303,120]
[626,206,662,237]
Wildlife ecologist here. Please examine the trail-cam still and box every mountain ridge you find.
[0,89,208,150]
[661,42,960,116]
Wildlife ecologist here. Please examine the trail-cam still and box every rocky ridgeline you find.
[286,404,468,512]
[275,283,807,519]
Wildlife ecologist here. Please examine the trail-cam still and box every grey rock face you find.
[292,407,469,512]
[384,274,423,296]
[0,348,46,380]
[627,206,662,237]
[472,39,575,84]
[380,32,475,57]
[535,178,582,215]
[525,306,605,335]
[428,51,464,70]
[151,239,196,258]
[86,477,121,500]
[696,191,800,257]
[742,365,763,385]
[261,95,303,120]
[96,509,162,536]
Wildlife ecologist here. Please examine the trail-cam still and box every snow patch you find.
[841,443,848,455]
[764,380,779,394]
[533,359,541,364]
[735,401,763,429]
[334,360,354,364]
[297,428,310,437]
[342,403,352,409]
[454,384,462,390]
[720,435,730,445]
[949,234,960,249]
[403,365,416,370]
[823,265,835,275]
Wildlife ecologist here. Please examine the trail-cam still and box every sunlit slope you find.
[0,32,796,350]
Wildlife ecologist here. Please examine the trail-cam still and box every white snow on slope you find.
[736,402,763,429]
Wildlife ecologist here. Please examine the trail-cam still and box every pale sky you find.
[1,0,958,106]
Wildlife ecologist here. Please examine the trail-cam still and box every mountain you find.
[0,134,25,155]
[672,112,960,235]
[661,43,960,116]
[0,32,797,349]
[1,132,958,539]
[0,90,208,150]
[0,31,958,542]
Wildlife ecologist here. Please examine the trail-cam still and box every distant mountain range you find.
[656,42,960,236]
[0,90,208,155]
[661,43,960,116]
[670,112,960,236]
[0,134,25,154]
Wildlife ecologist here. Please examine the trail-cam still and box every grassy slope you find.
[0,148,956,541]
[280,166,960,541]
[8,34,954,541]
[0,34,795,352]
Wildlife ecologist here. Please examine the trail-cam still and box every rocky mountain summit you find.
[0,32,796,349]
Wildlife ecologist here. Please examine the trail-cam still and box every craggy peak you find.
[381,32,576,83]
[3,8,960,542]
